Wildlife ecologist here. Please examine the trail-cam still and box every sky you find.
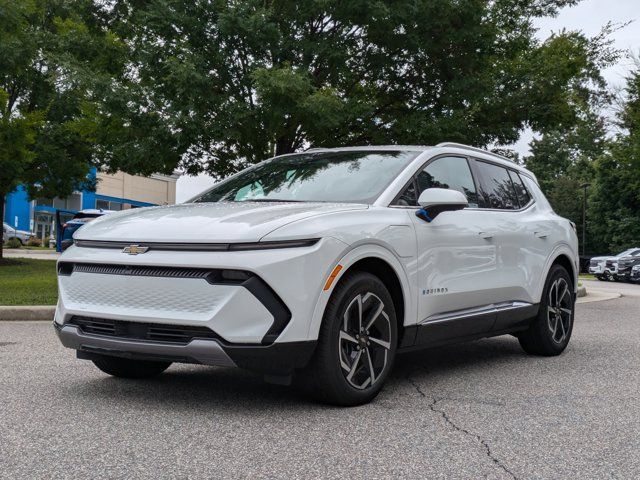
[176,0,640,202]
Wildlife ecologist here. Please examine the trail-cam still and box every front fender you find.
[305,242,417,341]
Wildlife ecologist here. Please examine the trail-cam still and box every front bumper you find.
[616,266,632,280]
[54,237,346,344]
[55,322,316,374]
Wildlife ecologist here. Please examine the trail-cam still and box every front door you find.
[402,156,501,345]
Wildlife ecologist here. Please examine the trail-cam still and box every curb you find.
[0,306,55,321]
[576,289,622,304]
[577,286,587,298]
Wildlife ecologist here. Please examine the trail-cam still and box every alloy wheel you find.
[338,292,392,390]
[547,278,572,344]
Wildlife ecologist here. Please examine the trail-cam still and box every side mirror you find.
[416,188,468,222]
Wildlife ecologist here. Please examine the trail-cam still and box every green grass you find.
[0,258,58,305]
[579,273,596,281]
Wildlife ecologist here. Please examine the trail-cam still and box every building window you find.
[36,194,82,211]
[96,199,123,211]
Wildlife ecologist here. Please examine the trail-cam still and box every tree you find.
[589,65,640,252]
[0,0,122,256]
[524,107,608,252]
[97,0,616,179]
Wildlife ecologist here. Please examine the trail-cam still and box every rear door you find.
[469,160,543,309]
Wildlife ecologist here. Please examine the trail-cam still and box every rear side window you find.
[508,171,532,208]
[416,156,480,208]
[473,161,520,210]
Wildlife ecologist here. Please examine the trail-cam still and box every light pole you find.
[580,183,591,256]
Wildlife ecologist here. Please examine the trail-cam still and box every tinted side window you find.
[415,156,480,208]
[474,161,520,210]
[508,171,532,208]
[395,180,418,206]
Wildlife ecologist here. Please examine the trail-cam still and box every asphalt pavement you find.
[1,289,638,479]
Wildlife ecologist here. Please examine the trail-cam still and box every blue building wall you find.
[3,167,158,234]
[3,186,32,231]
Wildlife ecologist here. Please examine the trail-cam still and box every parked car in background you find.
[616,255,640,283]
[589,248,640,281]
[631,264,640,283]
[56,209,114,252]
[2,222,34,245]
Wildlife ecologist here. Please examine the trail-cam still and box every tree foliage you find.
[0,0,123,251]
[588,67,640,252]
[98,0,615,177]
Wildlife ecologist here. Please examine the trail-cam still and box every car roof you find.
[304,143,536,179]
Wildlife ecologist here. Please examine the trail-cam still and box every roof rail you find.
[435,142,513,162]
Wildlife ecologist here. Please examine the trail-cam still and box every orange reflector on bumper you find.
[323,265,343,291]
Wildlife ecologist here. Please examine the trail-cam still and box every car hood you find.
[74,202,368,243]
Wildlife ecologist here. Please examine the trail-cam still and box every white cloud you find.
[176,173,216,203]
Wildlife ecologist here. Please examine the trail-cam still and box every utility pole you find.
[580,183,591,256]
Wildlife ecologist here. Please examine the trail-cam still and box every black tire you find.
[299,271,398,406]
[92,355,171,379]
[518,265,575,356]
[596,275,605,281]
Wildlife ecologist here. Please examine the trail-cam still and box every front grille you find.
[57,262,251,284]
[590,259,600,267]
[68,316,219,344]
[72,263,210,279]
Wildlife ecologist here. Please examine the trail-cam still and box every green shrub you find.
[4,237,23,248]
[26,237,42,247]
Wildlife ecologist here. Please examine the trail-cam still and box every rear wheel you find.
[300,271,397,406]
[92,355,171,379]
[518,265,575,356]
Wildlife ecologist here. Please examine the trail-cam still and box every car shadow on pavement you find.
[66,336,529,411]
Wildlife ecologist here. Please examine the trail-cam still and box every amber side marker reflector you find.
[323,265,343,291]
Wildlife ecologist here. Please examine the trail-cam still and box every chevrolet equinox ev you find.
[54,143,579,406]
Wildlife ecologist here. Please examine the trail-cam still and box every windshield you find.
[194,150,419,204]
[617,248,640,257]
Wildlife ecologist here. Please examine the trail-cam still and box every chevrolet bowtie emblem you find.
[122,244,149,255]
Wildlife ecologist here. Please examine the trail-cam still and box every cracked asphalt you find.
[1,291,639,479]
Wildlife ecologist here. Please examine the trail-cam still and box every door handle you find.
[478,231,494,240]
[534,231,550,239]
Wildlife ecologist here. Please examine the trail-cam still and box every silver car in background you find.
[589,248,640,281]
[3,222,34,245]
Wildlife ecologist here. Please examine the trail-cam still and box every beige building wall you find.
[97,172,178,206]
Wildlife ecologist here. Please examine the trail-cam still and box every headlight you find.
[632,265,640,271]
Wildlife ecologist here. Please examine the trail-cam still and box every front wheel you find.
[300,271,397,406]
[518,265,575,356]
[92,355,171,378]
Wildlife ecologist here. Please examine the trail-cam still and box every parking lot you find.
[1,284,638,479]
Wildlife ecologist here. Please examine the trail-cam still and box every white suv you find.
[54,143,579,405]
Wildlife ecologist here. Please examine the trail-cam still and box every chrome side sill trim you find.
[420,301,534,325]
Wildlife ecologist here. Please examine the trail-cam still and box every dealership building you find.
[3,169,179,241]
